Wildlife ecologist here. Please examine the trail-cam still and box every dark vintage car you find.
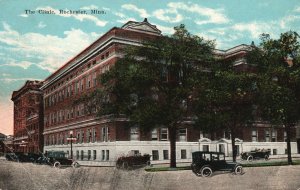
[241,149,271,162]
[43,151,80,168]
[116,154,151,169]
[5,152,32,162]
[191,151,243,177]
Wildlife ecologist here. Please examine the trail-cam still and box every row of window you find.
[71,149,110,161]
[251,129,287,142]
[44,50,111,96]
[44,72,98,108]
[44,104,88,127]
[45,127,188,146]
[152,149,187,160]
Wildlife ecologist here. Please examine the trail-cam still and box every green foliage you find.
[91,24,215,131]
[193,57,257,134]
[248,31,300,125]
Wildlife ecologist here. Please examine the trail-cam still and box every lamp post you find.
[67,131,76,159]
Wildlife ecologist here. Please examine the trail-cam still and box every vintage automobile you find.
[191,151,243,177]
[116,154,151,169]
[240,149,271,162]
[43,151,80,168]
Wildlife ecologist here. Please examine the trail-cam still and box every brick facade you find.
[11,80,44,154]
[11,19,299,165]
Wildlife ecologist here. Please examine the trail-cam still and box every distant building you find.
[11,80,44,153]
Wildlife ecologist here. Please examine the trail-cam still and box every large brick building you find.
[12,19,300,166]
[11,80,44,153]
[40,19,299,166]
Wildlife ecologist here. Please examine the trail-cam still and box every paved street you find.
[0,158,300,190]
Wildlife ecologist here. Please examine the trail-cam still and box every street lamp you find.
[67,131,76,159]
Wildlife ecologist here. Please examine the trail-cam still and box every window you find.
[203,145,209,152]
[273,149,277,155]
[178,128,187,142]
[161,128,168,141]
[87,129,92,143]
[102,126,110,141]
[106,150,109,161]
[102,150,105,161]
[93,150,97,160]
[92,128,96,142]
[76,150,79,160]
[81,150,84,160]
[265,129,270,142]
[151,128,158,140]
[76,82,79,94]
[131,150,140,156]
[252,129,257,142]
[76,132,80,144]
[163,150,169,160]
[271,129,277,142]
[87,75,91,89]
[81,130,84,143]
[152,150,159,160]
[181,149,187,159]
[93,72,97,87]
[130,126,139,141]
[88,150,91,160]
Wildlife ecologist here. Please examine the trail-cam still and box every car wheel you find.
[264,155,269,161]
[72,161,80,168]
[247,155,253,162]
[201,166,212,177]
[53,161,61,168]
[234,165,243,175]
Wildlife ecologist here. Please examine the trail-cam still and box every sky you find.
[0,0,300,135]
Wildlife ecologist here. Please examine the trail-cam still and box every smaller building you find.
[11,80,44,154]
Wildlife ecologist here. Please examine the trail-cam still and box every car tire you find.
[53,161,61,168]
[264,155,269,161]
[234,165,243,175]
[201,166,212,177]
[247,155,253,162]
[72,161,80,168]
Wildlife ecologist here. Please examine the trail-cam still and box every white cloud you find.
[153,9,183,23]
[37,21,46,28]
[80,5,98,10]
[295,6,300,12]
[231,21,276,39]
[0,22,100,72]
[167,2,229,25]
[122,4,149,18]
[36,6,108,27]
[0,61,33,69]
[279,15,300,28]
[153,23,175,34]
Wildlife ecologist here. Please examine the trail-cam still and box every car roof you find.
[192,151,225,155]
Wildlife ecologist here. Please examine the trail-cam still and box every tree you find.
[81,24,215,168]
[193,57,257,162]
[247,31,300,164]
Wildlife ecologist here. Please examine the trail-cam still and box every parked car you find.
[116,154,151,169]
[5,153,18,161]
[241,149,271,162]
[191,151,243,177]
[45,151,80,168]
